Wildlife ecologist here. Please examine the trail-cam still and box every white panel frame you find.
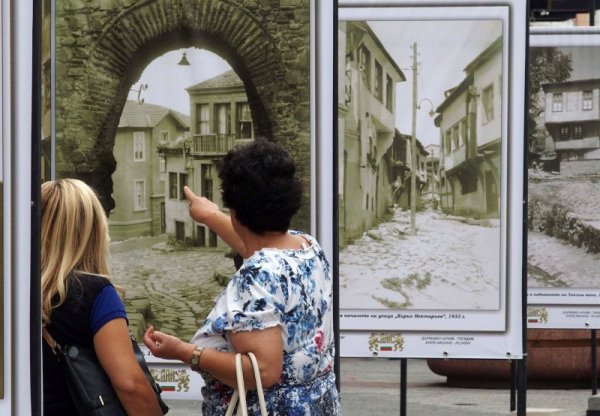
[316,0,527,359]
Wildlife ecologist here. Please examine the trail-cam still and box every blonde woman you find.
[41,179,162,416]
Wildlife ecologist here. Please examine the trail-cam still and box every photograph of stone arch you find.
[44,0,314,340]
[337,5,513,332]
[527,29,600,305]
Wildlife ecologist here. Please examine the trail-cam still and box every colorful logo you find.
[368,333,404,353]
[527,307,548,324]
[150,368,191,393]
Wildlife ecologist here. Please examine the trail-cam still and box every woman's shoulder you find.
[70,272,114,294]
[289,230,319,246]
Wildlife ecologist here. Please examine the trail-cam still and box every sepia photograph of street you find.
[46,1,313,340]
[527,40,600,291]
[338,18,505,311]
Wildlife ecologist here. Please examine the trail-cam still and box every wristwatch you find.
[190,346,205,371]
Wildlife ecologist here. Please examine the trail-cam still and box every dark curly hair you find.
[218,138,303,234]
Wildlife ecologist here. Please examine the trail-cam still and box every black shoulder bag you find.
[43,328,169,415]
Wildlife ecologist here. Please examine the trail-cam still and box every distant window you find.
[159,131,169,144]
[452,125,459,150]
[134,180,146,211]
[574,125,583,140]
[197,225,206,246]
[583,91,593,111]
[445,130,452,153]
[179,173,188,201]
[169,172,178,199]
[482,84,494,123]
[196,104,210,135]
[133,132,145,161]
[215,103,231,135]
[201,164,213,201]
[359,46,371,91]
[237,102,253,139]
[460,119,468,147]
[209,230,217,247]
[386,75,393,111]
[559,126,569,141]
[552,93,563,112]
[159,156,166,174]
[374,60,383,102]
[175,221,185,242]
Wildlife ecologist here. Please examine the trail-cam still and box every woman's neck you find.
[241,230,304,257]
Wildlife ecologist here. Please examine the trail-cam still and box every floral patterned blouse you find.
[190,231,341,415]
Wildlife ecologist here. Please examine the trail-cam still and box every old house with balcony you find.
[423,144,441,210]
[159,69,253,246]
[387,129,429,211]
[110,100,190,240]
[542,78,600,161]
[338,21,406,246]
[436,36,502,219]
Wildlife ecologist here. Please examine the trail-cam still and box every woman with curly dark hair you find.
[144,139,341,415]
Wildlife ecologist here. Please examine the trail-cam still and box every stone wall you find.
[55,0,312,231]
[528,199,600,254]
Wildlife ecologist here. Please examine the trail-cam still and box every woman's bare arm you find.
[95,318,162,415]
[144,325,283,389]
[183,186,246,255]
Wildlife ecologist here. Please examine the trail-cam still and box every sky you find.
[556,46,600,80]
[367,20,502,146]
[127,48,232,116]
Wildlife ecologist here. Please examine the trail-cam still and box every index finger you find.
[183,186,195,201]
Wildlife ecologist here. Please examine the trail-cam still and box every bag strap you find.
[247,352,267,415]
[42,327,63,355]
[225,352,267,416]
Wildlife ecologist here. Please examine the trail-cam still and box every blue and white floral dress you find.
[190,231,341,415]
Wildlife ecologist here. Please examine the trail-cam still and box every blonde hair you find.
[41,179,112,325]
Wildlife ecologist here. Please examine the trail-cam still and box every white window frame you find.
[583,90,593,111]
[159,130,169,144]
[133,131,145,161]
[197,103,210,135]
[237,102,253,139]
[482,83,494,123]
[552,93,563,112]
[133,179,146,211]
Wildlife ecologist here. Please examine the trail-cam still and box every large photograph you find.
[47,0,315,353]
[527,28,600,310]
[338,5,513,332]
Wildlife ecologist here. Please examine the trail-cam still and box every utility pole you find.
[410,42,418,235]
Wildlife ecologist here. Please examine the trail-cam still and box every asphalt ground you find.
[161,358,594,415]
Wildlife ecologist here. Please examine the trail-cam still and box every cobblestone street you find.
[109,236,236,340]
[339,209,501,310]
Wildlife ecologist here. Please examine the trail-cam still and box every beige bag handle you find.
[225,352,267,416]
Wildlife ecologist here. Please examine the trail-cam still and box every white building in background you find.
[436,36,502,219]
[422,143,441,209]
[542,78,600,161]
[160,70,253,246]
[110,100,190,241]
[338,21,406,246]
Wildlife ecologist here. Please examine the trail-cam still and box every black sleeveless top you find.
[42,273,115,416]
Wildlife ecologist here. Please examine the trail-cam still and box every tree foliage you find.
[528,47,572,153]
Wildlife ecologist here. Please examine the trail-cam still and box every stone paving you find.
[109,235,236,340]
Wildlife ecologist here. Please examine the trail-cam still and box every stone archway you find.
[55,0,311,230]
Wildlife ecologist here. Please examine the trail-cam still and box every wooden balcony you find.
[443,144,467,172]
[190,134,237,155]
[555,136,600,151]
